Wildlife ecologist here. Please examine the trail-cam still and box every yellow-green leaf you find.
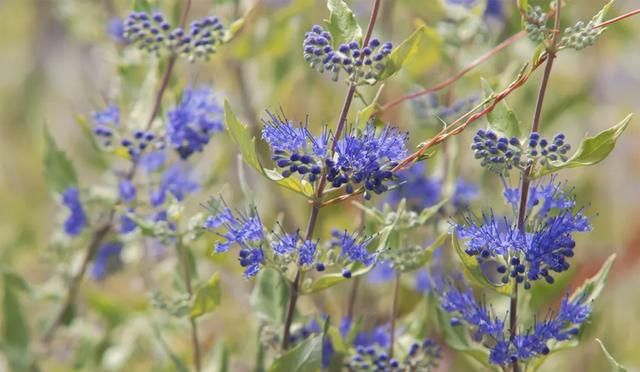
[535,114,632,177]
[378,26,425,81]
[190,272,221,319]
[325,0,362,47]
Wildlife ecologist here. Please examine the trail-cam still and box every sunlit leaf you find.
[303,264,372,294]
[224,100,315,197]
[481,78,522,138]
[453,231,513,296]
[569,254,616,304]
[268,334,322,372]
[378,26,425,81]
[191,272,222,319]
[596,339,627,372]
[535,114,632,177]
[43,126,78,193]
[325,0,362,47]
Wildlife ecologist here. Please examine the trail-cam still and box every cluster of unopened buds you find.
[303,25,392,84]
[560,19,602,50]
[124,11,226,60]
[524,6,549,43]
[471,129,571,173]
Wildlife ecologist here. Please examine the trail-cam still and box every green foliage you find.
[570,254,615,304]
[481,78,522,138]
[355,84,385,129]
[224,100,315,197]
[453,231,513,296]
[302,264,372,294]
[378,26,425,81]
[268,334,323,372]
[535,114,632,177]
[2,271,31,371]
[43,125,78,193]
[596,339,627,372]
[191,272,222,319]
[325,0,362,47]
[250,268,290,324]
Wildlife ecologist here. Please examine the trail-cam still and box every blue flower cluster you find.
[262,113,408,199]
[471,129,571,173]
[203,200,377,278]
[62,187,87,236]
[456,177,590,289]
[91,105,165,160]
[441,281,591,366]
[166,87,223,159]
[91,242,123,280]
[124,12,226,60]
[303,25,393,84]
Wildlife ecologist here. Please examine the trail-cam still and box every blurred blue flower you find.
[150,164,200,207]
[107,17,126,44]
[62,187,87,236]
[366,260,396,284]
[118,179,136,202]
[91,242,123,280]
[167,87,223,159]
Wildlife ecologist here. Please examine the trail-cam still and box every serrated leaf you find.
[325,0,362,47]
[378,26,425,81]
[2,273,31,371]
[43,126,78,193]
[536,114,632,177]
[355,84,385,129]
[302,264,372,294]
[453,231,513,296]
[191,272,221,319]
[224,100,314,197]
[481,78,522,138]
[596,339,627,372]
[569,254,615,304]
[268,334,322,372]
[250,268,289,324]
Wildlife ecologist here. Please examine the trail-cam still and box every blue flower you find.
[91,105,119,140]
[107,17,126,44]
[167,87,223,159]
[485,0,503,19]
[261,112,310,154]
[119,209,137,234]
[62,187,87,236]
[118,179,136,202]
[298,240,318,266]
[331,124,408,199]
[151,164,200,207]
[330,230,376,266]
[140,150,167,173]
[455,178,590,288]
[386,162,441,210]
[453,178,479,208]
[366,260,396,284]
[441,285,504,339]
[91,242,123,280]
[272,231,299,256]
[238,247,264,278]
[204,204,264,253]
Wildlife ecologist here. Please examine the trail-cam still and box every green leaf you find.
[570,254,615,304]
[453,231,513,296]
[481,78,522,138]
[250,268,289,324]
[303,264,372,294]
[132,0,151,12]
[151,321,190,372]
[355,84,384,129]
[378,26,425,81]
[2,273,31,370]
[325,0,362,47]
[224,100,314,197]
[268,334,322,372]
[210,342,230,372]
[535,114,632,177]
[43,126,78,193]
[191,272,222,319]
[596,339,627,372]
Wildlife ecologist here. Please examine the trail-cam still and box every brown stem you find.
[41,0,193,346]
[178,242,202,372]
[378,31,526,114]
[280,0,383,350]
[594,8,640,28]
[389,272,400,361]
[511,5,561,372]
[346,276,361,320]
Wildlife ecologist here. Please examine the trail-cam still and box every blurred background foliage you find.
[0,0,639,370]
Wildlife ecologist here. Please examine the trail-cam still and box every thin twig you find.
[511,4,562,372]
[378,31,526,114]
[389,272,400,361]
[41,0,193,346]
[178,241,202,372]
[281,0,383,350]
[594,7,640,28]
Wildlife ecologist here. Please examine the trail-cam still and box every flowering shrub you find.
[3,0,638,371]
